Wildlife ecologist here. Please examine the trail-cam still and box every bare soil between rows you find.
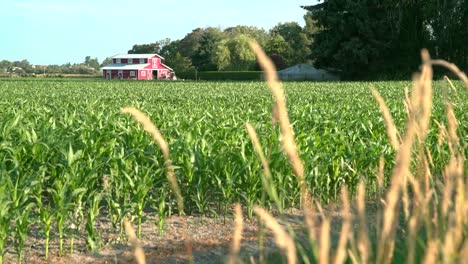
[4,204,366,264]
[1,212,289,263]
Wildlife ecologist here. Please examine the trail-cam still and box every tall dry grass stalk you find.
[376,49,434,264]
[371,88,400,151]
[228,204,244,264]
[443,76,458,94]
[422,241,439,264]
[249,41,311,211]
[249,42,321,263]
[357,183,371,264]
[245,123,272,180]
[429,60,468,88]
[254,207,297,264]
[333,187,352,264]
[124,220,146,264]
[319,219,331,264]
[122,107,193,261]
[377,156,385,195]
[121,107,184,215]
[245,123,281,210]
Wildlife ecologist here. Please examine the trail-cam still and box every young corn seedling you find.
[34,184,53,259]
[133,171,154,239]
[150,185,168,235]
[85,191,103,252]
[48,177,71,256]
[68,188,87,254]
[12,205,32,264]
[0,185,11,264]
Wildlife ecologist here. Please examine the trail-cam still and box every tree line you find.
[130,0,466,79]
[127,23,313,73]
[0,56,109,76]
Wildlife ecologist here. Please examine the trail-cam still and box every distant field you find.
[0,79,466,260]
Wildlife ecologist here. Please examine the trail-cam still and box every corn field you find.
[0,57,466,263]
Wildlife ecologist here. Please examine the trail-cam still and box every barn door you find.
[106,71,111,79]
[118,71,123,79]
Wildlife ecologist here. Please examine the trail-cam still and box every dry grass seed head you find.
[253,207,297,264]
[319,219,331,264]
[434,120,447,152]
[249,41,312,210]
[443,75,458,94]
[124,220,146,264]
[122,107,193,261]
[418,49,434,142]
[228,204,244,264]
[404,87,412,118]
[377,156,385,194]
[445,103,459,153]
[121,107,184,215]
[430,60,468,89]
[357,182,371,264]
[371,88,400,151]
[333,187,352,264]
[377,50,433,264]
[245,123,273,186]
[422,240,439,264]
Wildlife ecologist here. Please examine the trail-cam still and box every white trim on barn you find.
[101,64,148,70]
[161,63,174,71]
[111,54,164,60]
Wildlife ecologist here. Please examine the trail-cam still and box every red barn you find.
[101,54,174,80]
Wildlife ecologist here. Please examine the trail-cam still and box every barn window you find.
[130,71,135,77]
[140,58,144,64]
[128,59,133,64]
[141,71,146,77]
[116,58,121,64]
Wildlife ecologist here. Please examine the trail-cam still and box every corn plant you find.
[85,190,103,252]
[68,187,87,254]
[34,181,53,259]
[48,177,71,256]
[0,184,11,264]
[4,167,37,264]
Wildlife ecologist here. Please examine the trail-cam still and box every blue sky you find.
[0,0,314,65]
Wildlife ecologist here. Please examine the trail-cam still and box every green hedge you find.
[176,71,263,81]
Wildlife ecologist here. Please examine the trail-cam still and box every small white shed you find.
[278,64,339,81]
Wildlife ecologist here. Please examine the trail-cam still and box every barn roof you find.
[101,64,148,70]
[111,54,164,59]
[161,63,173,71]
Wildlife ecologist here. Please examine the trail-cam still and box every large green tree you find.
[128,43,161,54]
[191,28,224,71]
[265,34,291,60]
[304,0,406,79]
[304,0,466,79]
[224,26,269,46]
[226,34,257,71]
[271,22,312,65]
[178,28,207,59]
[84,56,100,70]
[166,52,194,72]
[213,39,231,71]
[425,0,468,71]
